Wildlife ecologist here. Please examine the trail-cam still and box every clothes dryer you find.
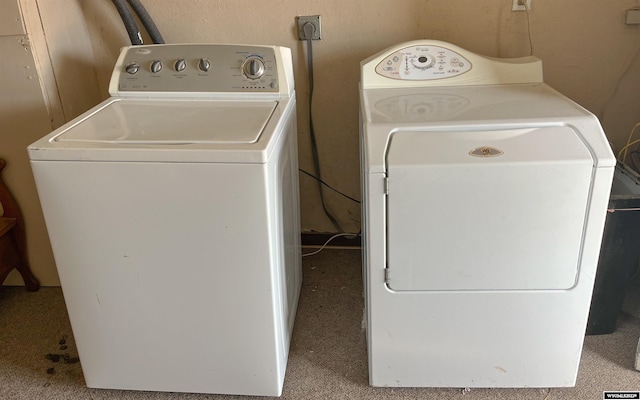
[359,40,615,388]
[29,44,301,396]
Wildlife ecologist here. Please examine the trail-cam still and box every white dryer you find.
[359,41,615,388]
[28,44,301,396]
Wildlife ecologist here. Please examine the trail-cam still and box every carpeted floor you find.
[1,248,639,399]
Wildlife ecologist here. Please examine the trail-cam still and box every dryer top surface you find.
[360,83,616,171]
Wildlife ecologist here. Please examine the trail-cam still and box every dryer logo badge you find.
[469,146,504,157]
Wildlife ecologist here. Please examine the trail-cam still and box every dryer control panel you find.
[375,45,472,81]
[361,40,542,89]
[109,44,294,97]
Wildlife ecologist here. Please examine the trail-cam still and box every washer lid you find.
[54,99,277,144]
[28,97,295,163]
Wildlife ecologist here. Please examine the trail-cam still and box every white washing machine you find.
[359,40,615,388]
[28,44,301,396]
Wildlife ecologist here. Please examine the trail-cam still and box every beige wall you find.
[4,0,640,285]
[0,0,57,286]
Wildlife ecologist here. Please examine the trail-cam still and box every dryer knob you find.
[242,57,265,80]
[411,54,435,70]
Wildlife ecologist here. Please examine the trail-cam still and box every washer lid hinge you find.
[384,267,390,284]
[384,176,389,195]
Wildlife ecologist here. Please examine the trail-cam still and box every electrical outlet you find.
[512,0,532,11]
[296,15,322,40]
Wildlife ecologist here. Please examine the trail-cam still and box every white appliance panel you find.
[375,44,472,80]
[386,127,594,291]
[28,44,301,397]
[360,40,616,388]
[55,100,277,144]
[31,160,298,395]
[361,40,543,89]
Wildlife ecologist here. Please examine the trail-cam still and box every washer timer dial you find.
[242,57,266,80]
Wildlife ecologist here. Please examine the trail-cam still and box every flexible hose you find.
[111,0,143,45]
[125,0,165,44]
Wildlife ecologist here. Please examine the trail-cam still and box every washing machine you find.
[359,40,615,388]
[28,44,301,396]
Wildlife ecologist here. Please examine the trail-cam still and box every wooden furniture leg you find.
[0,158,40,291]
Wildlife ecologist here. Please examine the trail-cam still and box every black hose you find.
[111,0,143,45]
[125,0,165,44]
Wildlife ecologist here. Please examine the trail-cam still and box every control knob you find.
[150,60,162,73]
[125,62,140,74]
[242,57,266,80]
[174,59,187,72]
[198,58,211,72]
[411,55,435,70]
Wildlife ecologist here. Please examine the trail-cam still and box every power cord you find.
[299,169,360,204]
[302,232,361,257]
[629,151,640,172]
[302,22,345,232]
[618,122,640,163]
[522,0,534,56]
[599,31,640,124]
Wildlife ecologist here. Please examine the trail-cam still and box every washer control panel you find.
[375,45,472,81]
[110,44,281,94]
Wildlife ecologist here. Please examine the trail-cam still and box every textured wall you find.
[72,0,640,234]
[76,0,640,231]
[8,0,640,285]
[0,0,57,286]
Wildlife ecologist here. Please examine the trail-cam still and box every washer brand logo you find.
[603,392,640,399]
[469,146,503,157]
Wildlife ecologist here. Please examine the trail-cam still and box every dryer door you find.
[385,126,594,291]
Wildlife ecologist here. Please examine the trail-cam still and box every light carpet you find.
[1,249,639,399]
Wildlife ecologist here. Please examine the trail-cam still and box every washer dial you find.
[125,62,140,74]
[198,58,211,72]
[242,57,266,80]
[174,59,187,72]
[150,60,162,73]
